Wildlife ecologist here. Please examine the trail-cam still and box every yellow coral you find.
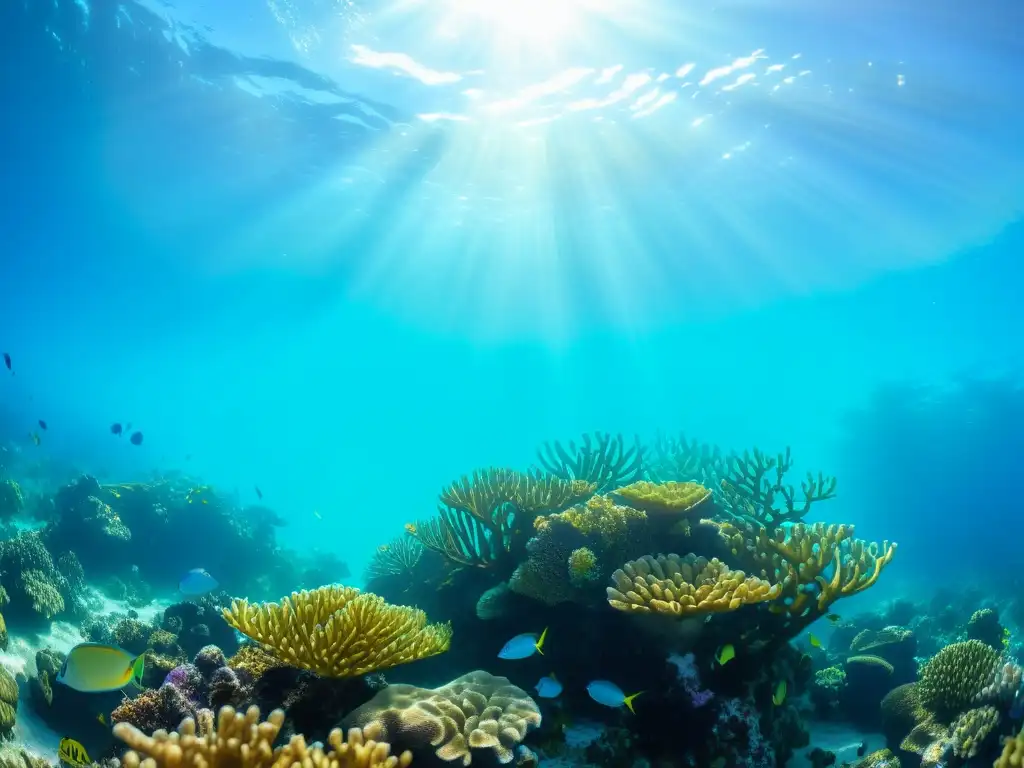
[115,705,411,768]
[228,644,286,680]
[543,496,648,549]
[950,706,1000,759]
[0,666,16,736]
[918,640,999,722]
[711,519,895,617]
[568,547,599,587]
[611,481,712,516]
[847,655,895,675]
[344,670,540,766]
[606,553,781,617]
[996,727,1024,768]
[222,586,452,678]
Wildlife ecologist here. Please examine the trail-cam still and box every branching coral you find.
[606,553,781,617]
[647,433,728,490]
[222,586,452,678]
[712,520,895,620]
[996,727,1024,768]
[719,447,836,530]
[366,537,424,581]
[917,640,1000,722]
[949,705,1000,759]
[536,432,644,494]
[343,670,540,766]
[410,469,593,570]
[115,705,412,768]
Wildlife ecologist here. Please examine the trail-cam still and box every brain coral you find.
[343,670,541,765]
[917,640,999,722]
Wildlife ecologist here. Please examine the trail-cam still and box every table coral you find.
[116,704,411,768]
[606,553,781,617]
[343,670,541,766]
[222,586,452,678]
[610,481,711,517]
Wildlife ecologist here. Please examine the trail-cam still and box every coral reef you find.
[115,704,412,768]
[0,667,17,739]
[606,553,780,616]
[223,586,452,677]
[343,671,540,766]
[917,639,999,721]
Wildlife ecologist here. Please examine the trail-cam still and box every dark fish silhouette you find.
[110,423,123,436]
[38,419,47,430]
[857,742,867,757]
[255,485,263,500]
[2,353,10,372]
[129,431,143,446]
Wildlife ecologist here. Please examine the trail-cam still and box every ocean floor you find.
[787,719,888,767]
[2,589,172,764]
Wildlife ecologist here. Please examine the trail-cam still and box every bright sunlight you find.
[436,0,612,46]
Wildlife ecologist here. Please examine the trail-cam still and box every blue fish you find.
[535,674,562,699]
[586,680,643,713]
[129,431,144,446]
[498,627,548,659]
[179,568,218,597]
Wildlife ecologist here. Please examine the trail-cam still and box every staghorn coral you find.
[610,481,712,517]
[712,519,895,620]
[996,727,1024,768]
[606,553,781,617]
[343,670,540,766]
[223,586,452,678]
[719,447,837,530]
[0,666,16,739]
[115,704,411,768]
[950,705,1000,759]
[647,433,729,490]
[918,640,1000,722]
[536,432,644,494]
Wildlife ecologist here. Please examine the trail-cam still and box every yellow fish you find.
[56,643,145,693]
[108,489,121,499]
[808,634,823,649]
[773,680,787,706]
[58,737,91,768]
[97,712,108,726]
[715,644,735,666]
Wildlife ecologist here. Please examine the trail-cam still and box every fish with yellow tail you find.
[498,628,547,659]
[772,680,787,706]
[56,643,145,693]
[587,680,643,713]
[58,738,91,768]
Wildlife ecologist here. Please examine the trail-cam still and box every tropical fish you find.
[255,485,263,500]
[38,419,47,430]
[498,628,547,659]
[58,737,91,768]
[30,432,40,446]
[179,568,218,596]
[773,680,787,706]
[129,431,144,446]
[808,634,823,649]
[56,643,145,693]
[98,712,108,726]
[534,674,562,699]
[2,353,10,372]
[586,680,643,713]
[825,613,842,624]
[110,423,123,436]
[715,644,735,666]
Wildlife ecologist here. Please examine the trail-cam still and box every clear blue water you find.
[0,0,1021,586]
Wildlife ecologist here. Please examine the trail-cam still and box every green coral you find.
[19,571,64,619]
[567,547,599,587]
[113,618,153,655]
[949,705,1000,759]
[814,665,847,690]
[0,666,16,739]
[917,640,999,722]
[966,608,1004,649]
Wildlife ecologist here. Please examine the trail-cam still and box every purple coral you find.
[713,697,775,768]
[669,653,714,708]
[163,663,205,704]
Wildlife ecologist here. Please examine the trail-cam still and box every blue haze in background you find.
[0,0,1021,586]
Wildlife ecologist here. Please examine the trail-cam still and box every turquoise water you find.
[1,2,1023,768]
